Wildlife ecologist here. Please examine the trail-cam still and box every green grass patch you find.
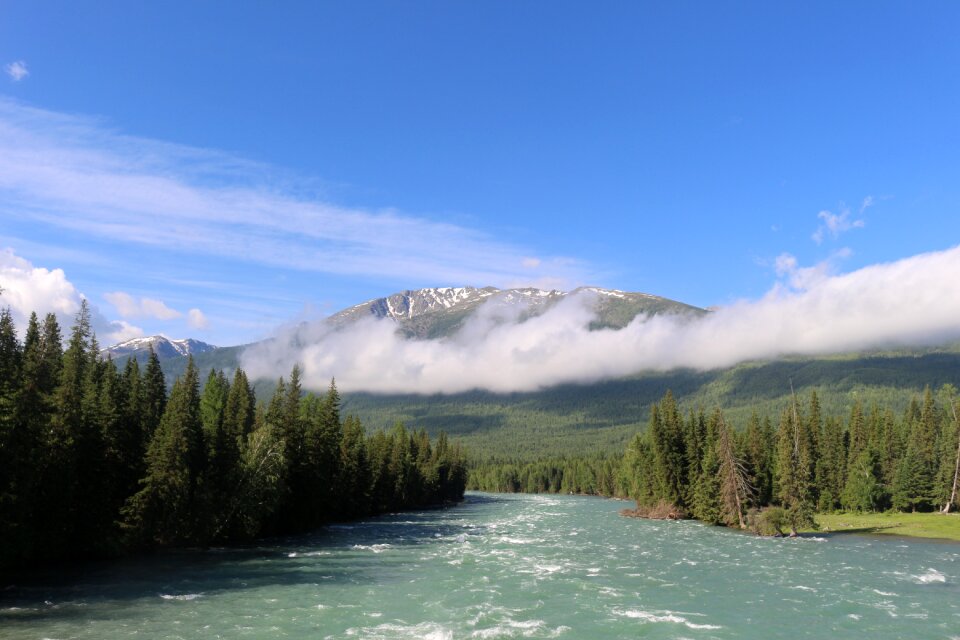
[815,511,960,542]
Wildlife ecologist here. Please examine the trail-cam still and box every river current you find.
[2,492,959,639]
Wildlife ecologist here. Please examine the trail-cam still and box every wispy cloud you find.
[0,248,143,343]
[0,99,590,290]
[242,245,960,394]
[187,308,209,329]
[4,61,28,82]
[812,197,871,244]
[104,291,183,320]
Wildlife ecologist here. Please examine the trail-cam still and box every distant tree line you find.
[0,303,467,571]
[471,387,960,536]
[468,455,621,496]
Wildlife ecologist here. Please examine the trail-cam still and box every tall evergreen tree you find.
[141,346,167,441]
[775,397,816,535]
[124,357,206,545]
[223,367,255,442]
[0,308,25,567]
[816,416,846,511]
[303,379,343,522]
[339,414,370,518]
[691,410,721,524]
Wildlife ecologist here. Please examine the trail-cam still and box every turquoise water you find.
[2,492,959,639]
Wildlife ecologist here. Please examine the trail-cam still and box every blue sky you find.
[1,2,959,347]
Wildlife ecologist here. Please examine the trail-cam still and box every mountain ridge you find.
[101,335,218,361]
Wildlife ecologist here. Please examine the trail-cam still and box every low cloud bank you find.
[240,246,960,394]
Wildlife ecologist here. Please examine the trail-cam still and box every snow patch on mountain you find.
[101,335,218,359]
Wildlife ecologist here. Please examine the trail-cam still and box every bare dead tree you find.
[942,398,960,514]
[717,413,755,529]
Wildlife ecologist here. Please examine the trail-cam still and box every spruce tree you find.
[816,416,846,512]
[775,398,816,535]
[841,448,883,512]
[223,367,255,442]
[339,414,370,517]
[141,346,167,441]
[691,410,721,524]
[124,357,206,545]
[0,308,25,567]
[304,379,343,522]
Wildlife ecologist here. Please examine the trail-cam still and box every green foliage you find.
[841,449,884,512]
[0,311,467,572]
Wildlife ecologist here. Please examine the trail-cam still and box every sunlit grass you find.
[815,511,960,542]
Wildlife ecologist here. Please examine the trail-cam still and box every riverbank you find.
[814,511,960,542]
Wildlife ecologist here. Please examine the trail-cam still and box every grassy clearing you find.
[814,511,960,542]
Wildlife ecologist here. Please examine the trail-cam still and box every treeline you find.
[467,455,621,496]
[468,388,960,536]
[0,303,467,571]
[624,388,960,533]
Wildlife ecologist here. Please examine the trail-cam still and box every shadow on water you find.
[1,499,491,624]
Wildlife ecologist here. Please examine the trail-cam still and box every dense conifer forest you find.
[469,388,960,535]
[0,304,467,572]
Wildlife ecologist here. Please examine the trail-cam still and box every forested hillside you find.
[344,350,960,459]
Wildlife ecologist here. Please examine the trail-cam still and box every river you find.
[2,492,959,639]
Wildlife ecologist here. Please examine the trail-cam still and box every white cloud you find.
[521,257,542,269]
[241,245,960,394]
[4,61,28,82]
[812,198,869,244]
[187,308,209,329]
[0,247,81,324]
[140,297,181,319]
[774,248,851,291]
[0,99,590,290]
[0,248,143,343]
[104,320,144,344]
[104,291,182,320]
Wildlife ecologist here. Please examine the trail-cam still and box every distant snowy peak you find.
[333,286,500,323]
[102,335,218,360]
[326,285,705,339]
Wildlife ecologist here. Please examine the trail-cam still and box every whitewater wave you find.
[913,568,946,584]
[352,544,392,553]
[344,621,453,639]
[614,608,721,630]
[160,594,202,601]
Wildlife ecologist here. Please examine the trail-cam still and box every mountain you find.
[99,287,960,460]
[327,285,707,339]
[101,335,218,362]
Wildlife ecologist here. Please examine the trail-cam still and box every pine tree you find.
[0,308,25,567]
[223,367,255,442]
[141,346,166,441]
[648,392,686,508]
[10,313,61,563]
[893,388,941,511]
[303,379,343,522]
[935,385,959,512]
[339,414,370,517]
[40,302,100,558]
[775,396,816,535]
[124,357,207,545]
[742,412,773,507]
[841,448,883,512]
[816,416,846,512]
[691,410,721,524]
[201,368,241,539]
